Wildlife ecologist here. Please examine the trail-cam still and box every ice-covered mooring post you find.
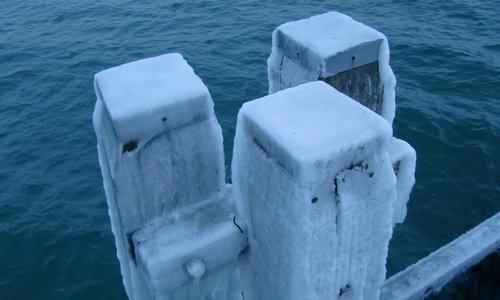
[93,12,417,300]
[232,81,414,299]
[93,53,247,299]
[267,11,416,225]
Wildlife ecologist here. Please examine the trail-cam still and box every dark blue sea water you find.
[0,0,498,298]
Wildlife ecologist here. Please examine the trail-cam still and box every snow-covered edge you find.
[381,212,500,300]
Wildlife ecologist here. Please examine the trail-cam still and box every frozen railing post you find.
[268,11,395,124]
[93,53,247,299]
[232,81,411,300]
[268,12,416,226]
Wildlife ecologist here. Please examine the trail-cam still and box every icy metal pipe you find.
[381,212,500,300]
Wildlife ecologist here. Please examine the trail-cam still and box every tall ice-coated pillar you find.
[268,11,396,124]
[232,81,398,300]
[93,53,232,299]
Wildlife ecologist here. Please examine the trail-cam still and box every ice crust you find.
[232,81,397,300]
[268,11,396,124]
[94,53,225,235]
[93,53,228,299]
[94,99,153,300]
[389,138,417,225]
[133,191,247,298]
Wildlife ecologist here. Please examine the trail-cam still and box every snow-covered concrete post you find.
[268,11,396,124]
[93,53,246,299]
[232,81,403,300]
[268,12,416,226]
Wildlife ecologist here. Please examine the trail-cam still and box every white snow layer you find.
[93,53,231,299]
[232,81,397,300]
[133,189,247,299]
[94,53,225,234]
[267,11,396,124]
[95,53,212,143]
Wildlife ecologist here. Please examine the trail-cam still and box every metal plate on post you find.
[320,61,383,115]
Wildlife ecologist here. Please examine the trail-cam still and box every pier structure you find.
[93,11,498,300]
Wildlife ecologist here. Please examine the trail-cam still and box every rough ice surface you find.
[94,100,153,300]
[232,81,397,300]
[93,53,230,299]
[389,138,417,225]
[94,53,225,235]
[268,11,396,124]
[132,189,247,299]
[94,17,418,297]
[381,212,500,300]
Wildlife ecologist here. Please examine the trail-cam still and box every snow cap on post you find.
[268,11,396,123]
[240,81,392,186]
[94,53,213,143]
[232,81,397,299]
